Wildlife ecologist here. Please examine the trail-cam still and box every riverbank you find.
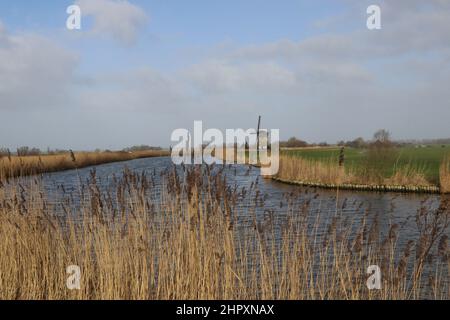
[0,149,170,179]
[275,150,450,194]
[282,146,450,182]
[272,177,441,193]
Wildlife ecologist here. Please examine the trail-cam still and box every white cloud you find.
[0,21,78,110]
[183,60,298,95]
[68,0,450,141]
[2,1,450,148]
[76,68,185,112]
[76,0,148,46]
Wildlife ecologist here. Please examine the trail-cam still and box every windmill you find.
[248,115,262,163]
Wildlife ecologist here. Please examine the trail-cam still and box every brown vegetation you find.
[0,165,448,299]
[440,156,450,193]
[0,149,169,180]
[276,155,436,192]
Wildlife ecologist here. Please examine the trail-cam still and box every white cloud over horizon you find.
[0,20,78,111]
[1,0,450,150]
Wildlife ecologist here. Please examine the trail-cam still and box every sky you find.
[0,0,449,150]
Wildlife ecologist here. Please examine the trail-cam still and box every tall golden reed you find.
[440,156,450,194]
[0,150,169,180]
[0,165,448,300]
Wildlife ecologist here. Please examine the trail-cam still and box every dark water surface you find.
[38,156,445,247]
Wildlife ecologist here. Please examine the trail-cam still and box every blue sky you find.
[1,1,341,39]
[0,0,449,150]
[0,1,344,72]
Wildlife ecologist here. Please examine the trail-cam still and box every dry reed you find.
[0,165,448,300]
[0,150,169,180]
[440,156,450,193]
[277,155,436,192]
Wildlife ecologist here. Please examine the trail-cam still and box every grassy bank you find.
[0,149,170,180]
[282,146,450,182]
[278,146,450,193]
[0,166,448,299]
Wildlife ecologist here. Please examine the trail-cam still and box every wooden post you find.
[256,115,261,163]
[339,147,345,167]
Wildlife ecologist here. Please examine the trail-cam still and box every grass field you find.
[282,145,450,184]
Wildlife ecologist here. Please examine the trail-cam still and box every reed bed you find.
[0,164,448,300]
[440,156,450,194]
[0,150,169,180]
[276,155,440,193]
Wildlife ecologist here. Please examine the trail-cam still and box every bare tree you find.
[367,129,397,183]
[373,129,391,144]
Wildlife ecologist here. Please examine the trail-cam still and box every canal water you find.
[38,156,446,248]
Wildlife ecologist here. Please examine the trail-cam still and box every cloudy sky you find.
[0,0,449,150]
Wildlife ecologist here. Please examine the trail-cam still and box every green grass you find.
[282,145,450,183]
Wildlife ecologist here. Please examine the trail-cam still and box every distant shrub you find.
[371,129,393,148]
[280,137,309,148]
[16,147,41,157]
[347,137,367,149]
[123,145,163,152]
[0,148,10,158]
[364,130,398,183]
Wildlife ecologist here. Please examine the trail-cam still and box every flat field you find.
[281,145,450,184]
